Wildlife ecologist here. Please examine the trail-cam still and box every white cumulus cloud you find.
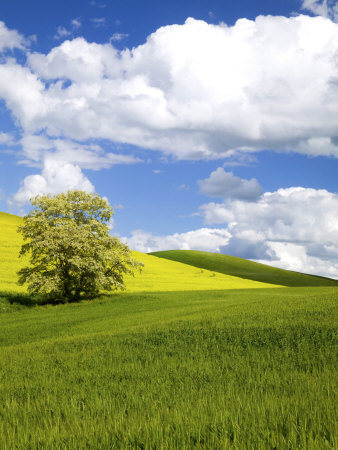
[301,0,338,22]
[0,16,338,159]
[0,21,28,52]
[199,187,338,278]
[123,186,338,279]
[122,228,230,254]
[7,134,141,209]
[199,167,262,201]
[54,27,72,40]
[9,159,94,209]
[110,33,129,42]
[71,18,82,29]
[54,18,82,40]
[19,135,141,169]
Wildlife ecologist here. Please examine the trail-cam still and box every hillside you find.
[0,212,279,293]
[0,212,27,293]
[0,212,337,448]
[149,250,338,287]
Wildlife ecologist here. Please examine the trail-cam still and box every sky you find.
[0,0,338,278]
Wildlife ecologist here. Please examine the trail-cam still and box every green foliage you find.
[0,287,337,448]
[17,190,142,301]
[150,250,338,287]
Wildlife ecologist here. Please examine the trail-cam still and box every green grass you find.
[0,287,337,448]
[0,212,337,448]
[150,250,338,287]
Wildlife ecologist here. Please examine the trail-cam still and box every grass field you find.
[0,212,337,448]
[0,287,337,448]
[150,250,338,287]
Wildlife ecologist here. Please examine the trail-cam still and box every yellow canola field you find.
[0,212,27,293]
[125,251,281,292]
[0,212,281,293]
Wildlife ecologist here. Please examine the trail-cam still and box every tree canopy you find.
[18,190,142,301]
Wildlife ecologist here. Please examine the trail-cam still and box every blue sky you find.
[0,0,338,277]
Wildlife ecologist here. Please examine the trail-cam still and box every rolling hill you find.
[0,212,337,448]
[2,212,336,294]
[150,250,338,287]
[0,212,279,293]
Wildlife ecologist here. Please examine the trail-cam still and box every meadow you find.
[0,212,337,448]
[0,287,337,448]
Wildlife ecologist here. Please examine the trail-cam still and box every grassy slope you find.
[0,287,337,448]
[150,250,338,287]
[124,251,281,292]
[0,212,27,293]
[1,212,337,447]
[0,212,279,293]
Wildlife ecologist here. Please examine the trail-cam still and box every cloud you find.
[0,21,28,52]
[199,168,262,201]
[301,0,338,22]
[28,38,120,84]
[9,159,94,209]
[19,135,142,169]
[122,228,230,253]
[0,132,14,145]
[222,153,257,168]
[199,187,338,278]
[110,33,129,42]
[123,186,338,278]
[177,184,189,191]
[0,60,45,131]
[7,134,141,209]
[0,16,337,159]
[199,202,235,224]
[0,23,143,208]
[224,237,275,260]
[91,18,106,28]
[71,18,82,29]
[89,1,107,8]
[54,18,82,40]
[54,26,72,40]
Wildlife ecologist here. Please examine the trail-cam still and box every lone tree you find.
[18,190,142,301]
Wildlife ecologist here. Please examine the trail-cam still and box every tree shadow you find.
[0,291,110,308]
[0,291,54,307]
[0,289,124,309]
